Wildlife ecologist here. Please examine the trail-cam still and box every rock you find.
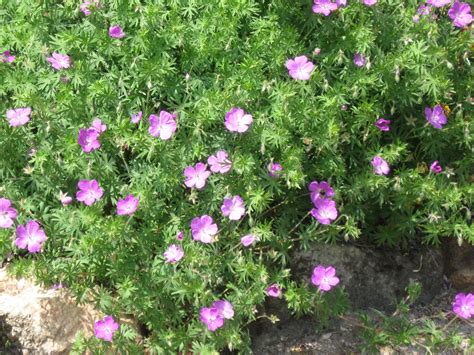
[0,267,101,354]
[442,238,474,291]
[291,243,444,311]
[251,242,446,354]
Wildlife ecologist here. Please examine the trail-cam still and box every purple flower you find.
[308,181,335,204]
[371,156,390,175]
[268,163,283,178]
[184,163,211,189]
[221,196,246,221]
[15,220,47,253]
[0,198,17,228]
[76,179,104,206]
[452,293,474,319]
[46,52,71,70]
[190,215,218,243]
[285,55,315,80]
[448,2,473,28]
[430,161,442,173]
[312,0,338,16]
[149,111,177,140]
[176,231,184,241]
[80,0,99,16]
[116,194,139,216]
[1,50,15,63]
[427,0,451,8]
[336,0,347,7]
[131,111,142,124]
[240,234,256,247]
[266,284,282,298]
[91,118,106,134]
[412,15,421,23]
[94,316,119,342]
[417,4,433,15]
[208,151,232,174]
[78,128,101,153]
[59,192,73,207]
[375,118,391,132]
[425,105,447,129]
[362,0,377,6]
[163,244,184,263]
[6,107,32,127]
[311,265,340,292]
[224,107,253,133]
[109,25,125,38]
[311,198,338,225]
[212,300,234,320]
[353,53,366,67]
[200,307,225,332]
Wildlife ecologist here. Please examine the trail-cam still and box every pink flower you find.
[149,111,177,140]
[200,307,225,332]
[224,107,253,133]
[176,231,184,241]
[78,128,101,153]
[208,151,232,174]
[353,53,366,67]
[59,192,73,207]
[190,215,218,243]
[425,105,447,129]
[184,163,211,189]
[131,111,142,124]
[452,293,474,319]
[76,179,104,206]
[46,52,71,70]
[266,284,282,298]
[240,234,256,247]
[109,25,125,38]
[308,181,334,204]
[80,0,99,16]
[427,0,451,8]
[212,300,234,320]
[91,118,107,134]
[430,161,442,173]
[1,50,15,63]
[6,107,32,127]
[116,194,139,216]
[15,220,47,253]
[362,0,377,6]
[371,156,390,175]
[312,0,338,16]
[285,55,315,80]
[221,195,246,221]
[311,198,338,225]
[375,118,391,132]
[311,265,340,292]
[163,244,184,263]
[0,198,18,228]
[94,316,119,342]
[336,0,347,7]
[448,2,473,28]
[268,163,283,178]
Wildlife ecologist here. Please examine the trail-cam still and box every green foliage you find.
[0,0,472,352]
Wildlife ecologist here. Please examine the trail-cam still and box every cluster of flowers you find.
[2,0,470,342]
[414,1,473,28]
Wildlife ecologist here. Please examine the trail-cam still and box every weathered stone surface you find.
[0,267,100,354]
[443,237,474,291]
[291,243,444,311]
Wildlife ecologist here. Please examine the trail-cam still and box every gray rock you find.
[291,243,444,311]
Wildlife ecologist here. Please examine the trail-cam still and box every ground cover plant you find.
[0,0,473,353]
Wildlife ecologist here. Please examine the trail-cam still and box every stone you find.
[442,237,474,291]
[0,267,101,354]
[291,243,444,311]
